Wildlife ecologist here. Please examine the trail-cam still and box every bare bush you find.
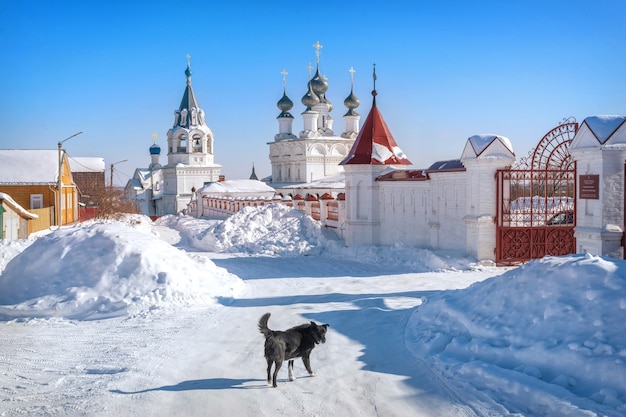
[90,187,138,219]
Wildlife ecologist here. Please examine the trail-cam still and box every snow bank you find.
[406,254,626,415]
[157,204,323,256]
[0,216,243,321]
[160,205,478,271]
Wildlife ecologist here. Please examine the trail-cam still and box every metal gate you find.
[495,119,578,265]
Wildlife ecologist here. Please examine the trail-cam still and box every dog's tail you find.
[258,312,273,338]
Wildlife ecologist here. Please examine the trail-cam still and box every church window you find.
[192,135,202,152]
[178,135,187,153]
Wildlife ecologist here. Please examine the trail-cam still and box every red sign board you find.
[579,175,599,199]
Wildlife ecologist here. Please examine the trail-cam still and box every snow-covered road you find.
[0,221,502,416]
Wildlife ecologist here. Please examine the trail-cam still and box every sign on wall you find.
[579,175,599,199]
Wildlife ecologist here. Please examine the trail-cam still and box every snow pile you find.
[406,254,626,415]
[158,204,323,255]
[0,216,243,320]
[160,205,477,271]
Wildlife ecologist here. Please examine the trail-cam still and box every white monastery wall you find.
[377,171,468,251]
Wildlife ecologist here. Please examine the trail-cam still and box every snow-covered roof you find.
[0,192,38,219]
[427,159,465,171]
[460,134,515,161]
[583,115,626,144]
[468,134,513,156]
[289,173,346,190]
[0,150,59,184]
[68,156,105,172]
[198,179,275,195]
[377,168,428,181]
[127,178,143,190]
[340,100,412,166]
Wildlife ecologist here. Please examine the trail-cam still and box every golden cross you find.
[349,66,356,84]
[152,132,157,144]
[307,62,313,78]
[281,68,288,87]
[186,54,191,65]
[313,40,323,63]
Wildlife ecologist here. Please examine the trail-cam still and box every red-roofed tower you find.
[341,65,413,246]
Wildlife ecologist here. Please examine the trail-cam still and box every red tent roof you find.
[340,98,412,166]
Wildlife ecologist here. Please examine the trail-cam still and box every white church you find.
[126,59,222,217]
[267,41,361,197]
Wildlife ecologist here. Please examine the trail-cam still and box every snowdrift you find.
[407,254,626,414]
[0,216,243,320]
[157,204,323,255]
[159,204,477,271]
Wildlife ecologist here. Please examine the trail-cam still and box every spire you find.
[249,163,259,180]
[176,54,202,128]
[372,63,378,107]
[340,65,411,166]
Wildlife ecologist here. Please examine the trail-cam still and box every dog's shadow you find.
[110,378,267,394]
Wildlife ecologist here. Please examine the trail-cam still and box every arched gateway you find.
[495,119,579,264]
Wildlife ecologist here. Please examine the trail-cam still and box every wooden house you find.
[0,150,78,232]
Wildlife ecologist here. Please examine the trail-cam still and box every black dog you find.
[258,312,329,387]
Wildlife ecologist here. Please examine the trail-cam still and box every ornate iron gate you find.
[495,119,578,264]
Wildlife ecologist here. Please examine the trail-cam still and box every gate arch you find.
[495,118,578,264]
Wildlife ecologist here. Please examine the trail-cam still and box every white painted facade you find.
[569,116,626,259]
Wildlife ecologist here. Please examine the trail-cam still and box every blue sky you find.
[1,1,625,186]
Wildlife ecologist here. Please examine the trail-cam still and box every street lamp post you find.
[57,131,83,227]
[110,159,128,189]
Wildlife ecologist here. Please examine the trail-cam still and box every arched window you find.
[192,134,202,153]
[178,134,187,153]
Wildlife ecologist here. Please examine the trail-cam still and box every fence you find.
[29,207,54,234]
[191,193,346,231]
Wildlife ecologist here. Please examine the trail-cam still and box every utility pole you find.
[110,160,128,190]
[57,132,83,227]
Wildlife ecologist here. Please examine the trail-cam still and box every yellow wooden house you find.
[0,149,79,232]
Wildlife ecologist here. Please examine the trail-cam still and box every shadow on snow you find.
[110,378,267,394]
[210,255,423,280]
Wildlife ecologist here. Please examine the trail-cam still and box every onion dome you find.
[343,87,360,116]
[301,81,320,110]
[185,64,192,78]
[310,66,329,97]
[149,143,161,155]
[277,89,294,118]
